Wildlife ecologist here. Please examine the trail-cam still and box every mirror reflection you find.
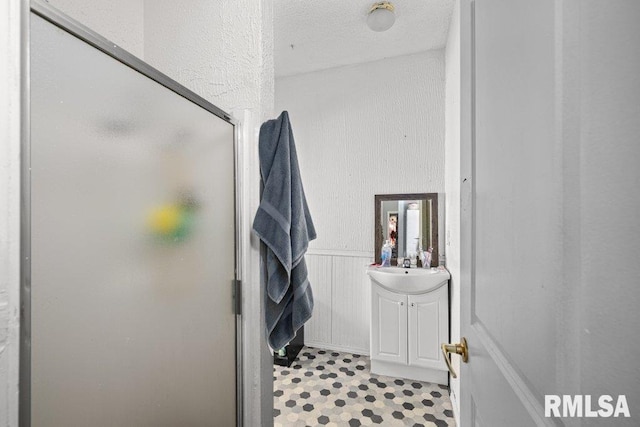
[375,193,438,267]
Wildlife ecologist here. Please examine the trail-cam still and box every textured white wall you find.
[46,0,144,57]
[444,0,460,419]
[276,51,445,254]
[143,0,274,121]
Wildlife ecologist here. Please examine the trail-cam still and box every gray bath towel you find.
[253,111,316,350]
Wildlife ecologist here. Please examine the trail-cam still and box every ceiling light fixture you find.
[367,2,396,32]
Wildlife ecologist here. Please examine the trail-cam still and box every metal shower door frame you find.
[21,1,243,425]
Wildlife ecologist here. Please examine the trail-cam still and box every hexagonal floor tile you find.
[274,346,456,426]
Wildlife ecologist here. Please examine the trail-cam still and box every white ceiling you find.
[274,0,454,77]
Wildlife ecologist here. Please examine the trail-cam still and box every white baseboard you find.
[449,387,461,427]
[305,340,369,356]
[371,359,448,386]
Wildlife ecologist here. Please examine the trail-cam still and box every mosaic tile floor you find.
[274,346,456,427]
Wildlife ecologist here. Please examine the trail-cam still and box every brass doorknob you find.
[441,337,468,379]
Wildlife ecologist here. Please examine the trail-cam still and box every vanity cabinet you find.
[370,281,449,385]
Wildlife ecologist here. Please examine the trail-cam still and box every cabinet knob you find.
[411,303,415,307]
[399,302,404,306]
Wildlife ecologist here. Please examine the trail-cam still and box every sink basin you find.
[367,266,450,294]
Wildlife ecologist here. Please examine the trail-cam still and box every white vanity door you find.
[408,285,448,370]
[371,284,407,364]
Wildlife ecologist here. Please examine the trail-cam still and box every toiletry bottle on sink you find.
[422,247,433,268]
[381,240,392,267]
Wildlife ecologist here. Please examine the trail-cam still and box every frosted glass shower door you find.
[29,12,237,426]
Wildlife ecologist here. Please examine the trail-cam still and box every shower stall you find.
[23,2,241,425]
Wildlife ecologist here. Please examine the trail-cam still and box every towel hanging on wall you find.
[252,111,316,350]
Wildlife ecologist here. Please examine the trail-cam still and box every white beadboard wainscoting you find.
[305,250,374,355]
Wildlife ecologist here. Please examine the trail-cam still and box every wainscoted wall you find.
[306,252,373,355]
[276,51,446,354]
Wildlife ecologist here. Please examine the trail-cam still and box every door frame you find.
[1,0,25,425]
[21,2,243,425]
[458,0,473,423]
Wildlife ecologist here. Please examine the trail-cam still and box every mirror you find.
[375,193,439,267]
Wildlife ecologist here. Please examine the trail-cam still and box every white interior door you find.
[459,3,558,424]
[458,1,640,426]
[29,11,238,426]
